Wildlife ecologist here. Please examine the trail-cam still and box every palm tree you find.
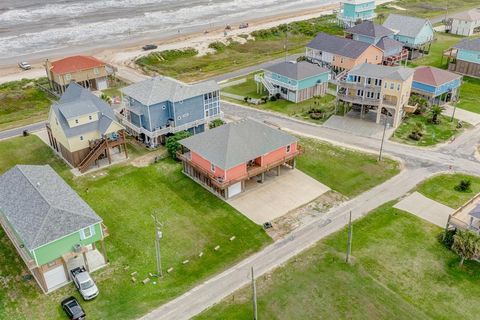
[452,230,480,267]
[430,105,444,124]
[100,93,113,105]
[377,13,386,24]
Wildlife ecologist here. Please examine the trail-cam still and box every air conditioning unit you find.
[73,244,82,253]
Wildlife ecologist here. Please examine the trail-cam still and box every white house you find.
[449,8,480,36]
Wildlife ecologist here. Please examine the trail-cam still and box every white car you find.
[70,267,99,300]
[18,62,31,70]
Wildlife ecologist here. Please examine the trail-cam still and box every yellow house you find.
[335,63,414,128]
[46,83,127,172]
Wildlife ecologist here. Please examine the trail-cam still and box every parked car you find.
[70,267,99,300]
[18,61,31,70]
[142,44,158,51]
[61,296,86,320]
[239,22,249,29]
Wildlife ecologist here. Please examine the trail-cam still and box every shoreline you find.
[0,0,394,84]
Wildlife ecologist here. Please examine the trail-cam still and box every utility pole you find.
[346,211,353,264]
[378,113,388,162]
[151,212,164,278]
[284,23,289,62]
[251,267,258,320]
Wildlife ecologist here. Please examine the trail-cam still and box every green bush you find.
[165,131,192,159]
[208,41,227,52]
[209,119,225,129]
[441,229,457,248]
[455,179,472,192]
[136,48,198,66]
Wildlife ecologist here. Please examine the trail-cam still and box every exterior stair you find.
[254,74,279,96]
[78,139,108,173]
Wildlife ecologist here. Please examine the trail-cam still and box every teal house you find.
[383,14,434,59]
[338,0,376,28]
[0,165,108,293]
[255,61,330,103]
[446,38,480,78]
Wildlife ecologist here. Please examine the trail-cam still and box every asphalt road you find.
[0,121,46,141]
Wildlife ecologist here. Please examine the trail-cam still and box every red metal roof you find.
[413,66,461,87]
[50,55,105,75]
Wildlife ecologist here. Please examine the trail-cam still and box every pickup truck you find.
[70,267,99,300]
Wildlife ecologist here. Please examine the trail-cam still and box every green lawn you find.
[457,77,480,114]
[136,15,342,82]
[297,138,399,197]
[376,0,479,19]
[222,73,338,124]
[196,203,480,319]
[0,78,55,131]
[408,33,465,69]
[392,113,465,146]
[417,173,480,209]
[0,136,271,320]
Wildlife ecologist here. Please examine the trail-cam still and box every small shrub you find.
[209,119,225,129]
[408,132,422,141]
[166,131,192,159]
[441,229,457,248]
[208,41,227,52]
[275,93,281,99]
[270,96,277,102]
[455,179,472,192]
[244,96,250,103]
[309,112,323,120]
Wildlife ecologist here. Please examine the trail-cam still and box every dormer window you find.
[80,136,84,141]
[286,145,291,153]
[75,119,79,124]
[211,163,215,172]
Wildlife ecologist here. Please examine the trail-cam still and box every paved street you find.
[0,121,46,141]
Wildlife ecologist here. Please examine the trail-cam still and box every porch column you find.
[261,173,265,183]
[292,158,296,170]
[83,251,90,272]
[101,239,108,263]
[276,165,281,176]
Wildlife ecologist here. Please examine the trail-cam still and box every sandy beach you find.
[0,0,393,84]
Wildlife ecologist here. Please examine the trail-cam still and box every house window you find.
[340,58,344,63]
[384,82,387,89]
[397,84,401,91]
[390,83,394,90]
[375,55,378,60]
[93,68,99,75]
[80,136,84,141]
[88,115,92,120]
[65,74,71,81]
[80,225,95,240]
[211,163,215,172]
[286,145,291,153]
[75,119,79,124]
[162,105,166,110]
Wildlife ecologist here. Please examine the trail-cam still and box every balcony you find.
[337,92,381,106]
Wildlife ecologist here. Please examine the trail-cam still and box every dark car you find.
[61,296,86,320]
[142,44,158,51]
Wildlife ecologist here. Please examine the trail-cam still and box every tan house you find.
[45,55,113,95]
[335,63,414,128]
[46,83,127,173]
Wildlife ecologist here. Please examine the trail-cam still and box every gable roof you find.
[383,14,431,38]
[180,118,298,170]
[265,61,329,81]
[413,66,461,87]
[51,83,122,138]
[376,37,404,53]
[50,55,105,75]
[454,37,480,52]
[349,63,414,81]
[307,32,376,59]
[451,8,480,21]
[0,165,102,251]
[346,21,394,38]
[121,76,219,106]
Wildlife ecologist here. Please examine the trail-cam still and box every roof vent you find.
[36,182,41,187]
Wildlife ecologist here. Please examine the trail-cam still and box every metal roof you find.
[0,165,102,251]
[383,14,431,38]
[454,37,480,52]
[180,118,298,170]
[306,32,374,59]
[346,21,394,38]
[121,76,219,106]
[51,83,122,138]
[265,61,329,81]
[349,63,415,81]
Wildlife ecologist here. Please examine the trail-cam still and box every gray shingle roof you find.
[383,14,431,38]
[265,61,329,81]
[0,165,102,251]
[376,37,404,54]
[180,118,298,170]
[51,83,122,138]
[451,8,480,21]
[306,32,374,59]
[347,21,394,38]
[349,63,414,81]
[121,76,219,106]
[454,38,480,52]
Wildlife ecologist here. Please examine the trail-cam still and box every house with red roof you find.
[45,55,113,94]
[411,66,462,105]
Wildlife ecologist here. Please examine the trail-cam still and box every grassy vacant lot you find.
[297,138,399,197]
[222,73,337,124]
[457,77,480,114]
[0,136,271,320]
[392,114,465,146]
[196,203,480,319]
[409,33,464,69]
[417,173,480,208]
[376,0,479,19]
[136,16,342,81]
[0,78,55,131]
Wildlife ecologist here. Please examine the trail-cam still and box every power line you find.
[151,212,164,278]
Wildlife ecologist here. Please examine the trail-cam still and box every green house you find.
[0,165,108,293]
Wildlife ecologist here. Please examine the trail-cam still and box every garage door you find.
[96,77,108,90]
[228,182,242,198]
[44,264,68,290]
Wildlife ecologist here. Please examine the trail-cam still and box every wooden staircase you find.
[78,139,108,173]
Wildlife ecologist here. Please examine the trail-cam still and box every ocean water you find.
[0,0,334,61]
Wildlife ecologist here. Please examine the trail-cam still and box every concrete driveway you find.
[323,115,395,139]
[227,168,330,224]
[394,192,455,227]
[443,105,480,126]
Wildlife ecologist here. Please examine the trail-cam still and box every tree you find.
[377,13,386,24]
[455,179,472,192]
[452,230,480,267]
[430,105,444,124]
[409,95,429,115]
[165,131,192,159]
[100,93,112,105]
[209,119,225,129]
